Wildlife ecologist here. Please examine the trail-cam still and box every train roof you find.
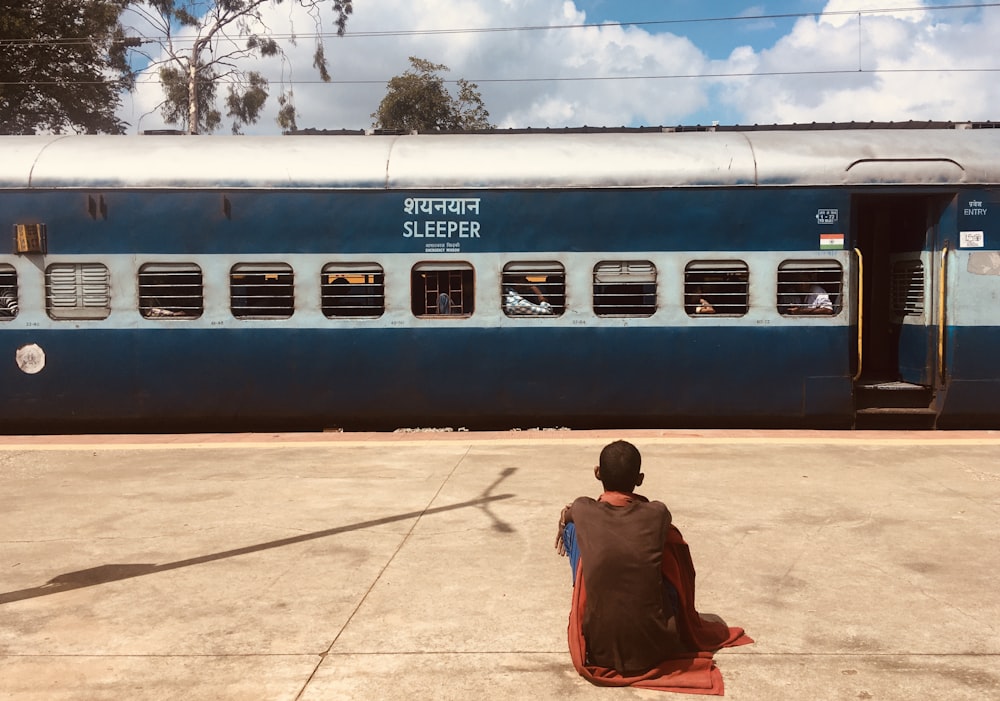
[1,127,999,190]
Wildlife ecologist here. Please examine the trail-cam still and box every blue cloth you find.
[563,522,580,584]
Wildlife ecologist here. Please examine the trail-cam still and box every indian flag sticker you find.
[820,233,844,250]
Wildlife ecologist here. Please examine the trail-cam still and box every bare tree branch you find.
[139,0,353,134]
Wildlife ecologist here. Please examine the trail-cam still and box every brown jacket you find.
[570,493,675,674]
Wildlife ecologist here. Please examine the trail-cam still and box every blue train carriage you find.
[0,126,998,431]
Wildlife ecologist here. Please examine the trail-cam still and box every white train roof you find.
[1,128,998,190]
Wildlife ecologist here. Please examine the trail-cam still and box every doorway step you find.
[854,381,937,429]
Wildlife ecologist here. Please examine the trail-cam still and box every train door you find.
[853,194,954,426]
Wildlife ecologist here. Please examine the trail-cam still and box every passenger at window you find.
[786,281,834,315]
[507,276,547,305]
[0,287,17,317]
[437,292,452,314]
[685,286,715,314]
[328,276,351,309]
[523,280,547,305]
[505,278,553,315]
[695,298,715,313]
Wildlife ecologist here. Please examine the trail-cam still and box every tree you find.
[134,1,353,134]
[371,57,492,132]
[0,0,135,135]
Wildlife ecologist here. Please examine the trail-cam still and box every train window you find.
[777,261,843,315]
[230,263,294,319]
[593,260,656,317]
[322,263,385,318]
[139,263,203,319]
[502,262,565,317]
[45,263,110,320]
[684,261,749,316]
[891,260,925,316]
[0,265,16,319]
[411,262,474,316]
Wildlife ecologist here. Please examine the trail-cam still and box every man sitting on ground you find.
[556,440,751,694]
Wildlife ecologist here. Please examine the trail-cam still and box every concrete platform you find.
[1,429,999,700]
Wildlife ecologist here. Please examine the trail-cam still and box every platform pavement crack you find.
[291,445,474,701]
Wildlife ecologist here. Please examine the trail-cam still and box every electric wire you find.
[1,2,998,88]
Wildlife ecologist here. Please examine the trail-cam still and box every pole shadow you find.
[1,468,517,606]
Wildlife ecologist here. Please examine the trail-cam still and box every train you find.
[2,124,999,432]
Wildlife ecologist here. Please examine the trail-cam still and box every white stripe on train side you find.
[0,250,861,331]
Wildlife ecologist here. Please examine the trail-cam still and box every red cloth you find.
[567,507,752,694]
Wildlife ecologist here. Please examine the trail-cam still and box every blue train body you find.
[1,128,999,431]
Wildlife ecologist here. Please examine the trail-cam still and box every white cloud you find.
[819,0,928,28]
[717,1,1000,124]
[121,0,711,133]
[118,0,1000,134]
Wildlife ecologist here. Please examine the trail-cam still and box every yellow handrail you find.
[938,245,949,382]
[853,247,863,381]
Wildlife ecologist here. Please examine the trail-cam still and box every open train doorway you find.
[852,194,955,427]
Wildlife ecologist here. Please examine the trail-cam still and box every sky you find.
[119,0,1000,134]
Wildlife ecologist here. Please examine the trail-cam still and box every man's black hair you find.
[599,440,642,492]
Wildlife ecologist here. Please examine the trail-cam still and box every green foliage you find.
[141,0,353,134]
[225,71,268,135]
[372,57,492,132]
[276,92,297,132]
[159,64,221,133]
[312,44,332,82]
[246,35,279,57]
[453,78,492,131]
[0,0,134,134]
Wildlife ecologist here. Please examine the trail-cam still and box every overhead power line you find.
[1,2,998,90]
[0,2,998,47]
[318,2,1000,39]
[5,66,1000,89]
